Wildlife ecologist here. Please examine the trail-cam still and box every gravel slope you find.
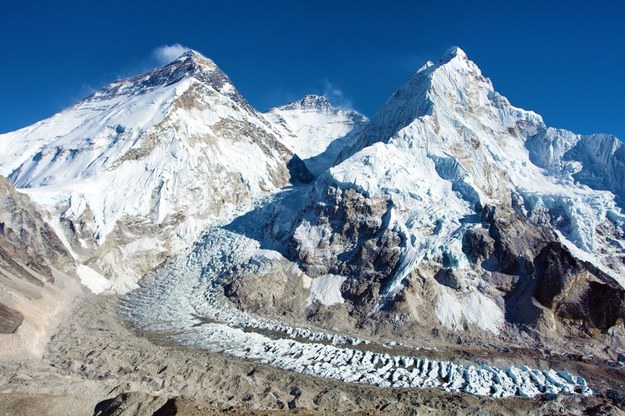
[0,294,623,415]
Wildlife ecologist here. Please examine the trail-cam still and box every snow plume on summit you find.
[152,43,192,64]
[322,80,353,110]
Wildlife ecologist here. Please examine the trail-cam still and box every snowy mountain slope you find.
[271,47,625,337]
[334,47,624,276]
[0,51,301,291]
[525,129,625,207]
[265,95,368,175]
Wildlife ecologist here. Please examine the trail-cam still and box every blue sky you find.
[1,0,623,139]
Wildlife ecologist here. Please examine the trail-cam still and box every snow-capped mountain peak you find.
[0,51,296,291]
[176,49,213,62]
[439,45,468,63]
[281,94,335,112]
[338,47,539,161]
[288,46,625,336]
[87,49,234,102]
[265,95,368,174]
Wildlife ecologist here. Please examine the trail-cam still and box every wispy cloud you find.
[322,80,352,110]
[80,83,96,95]
[389,50,440,74]
[152,43,191,65]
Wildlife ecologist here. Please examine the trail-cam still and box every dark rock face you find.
[289,186,403,310]
[457,203,625,333]
[0,176,73,281]
[462,226,493,264]
[340,229,403,308]
[481,205,554,276]
[287,155,314,184]
[533,242,625,331]
[0,303,23,334]
[434,268,465,290]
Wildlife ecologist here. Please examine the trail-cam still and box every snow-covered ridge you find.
[265,94,368,175]
[0,50,295,291]
[87,50,230,101]
[325,46,625,292]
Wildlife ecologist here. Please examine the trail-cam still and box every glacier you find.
[124,227,591,398]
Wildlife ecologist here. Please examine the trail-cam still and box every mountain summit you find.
[0,51,298,290]
[273,47,625,337]
[87,49,230,101]
[439,45,468,62]
[280,95,335,112]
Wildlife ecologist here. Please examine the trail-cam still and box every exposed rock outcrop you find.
[0,176,81,356]
[534,242,625,332]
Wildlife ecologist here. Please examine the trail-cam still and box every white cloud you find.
[152,43,191,65]
[80,83,96,95]
[322,80,352,110]
[322,80,343,99]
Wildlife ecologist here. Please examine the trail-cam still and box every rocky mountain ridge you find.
[0,176,81,356]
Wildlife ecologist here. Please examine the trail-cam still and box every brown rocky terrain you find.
[0,176,83,357]
[234,183,625,356]
[1,294,624,416]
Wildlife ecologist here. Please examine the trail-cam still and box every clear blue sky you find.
[1,0,623,139]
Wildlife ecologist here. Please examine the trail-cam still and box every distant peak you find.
[301,94,332,108]
[282,94,335,112]
[172,49,216,68]
[439,46,468,64]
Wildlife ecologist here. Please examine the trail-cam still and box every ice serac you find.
[283,46,625,336]
[265,94,368,175]
[0,50,298,292]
